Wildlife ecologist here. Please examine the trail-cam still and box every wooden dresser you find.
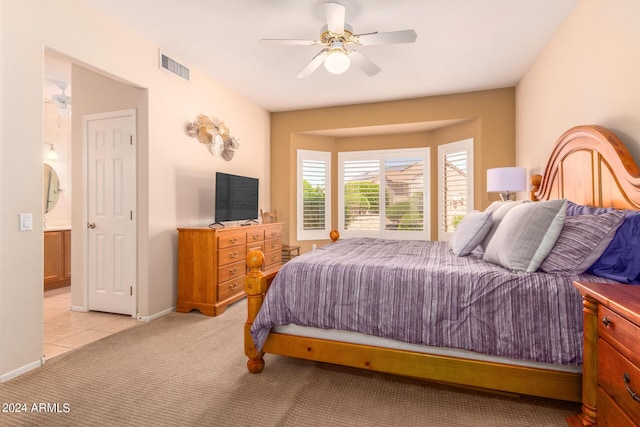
[44,229,71,291]
[572,281,640,427]
[177,223,283,316]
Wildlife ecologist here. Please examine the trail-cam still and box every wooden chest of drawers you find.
[177,223,283,316]
[571,282,640,427]
[44,230,71,291]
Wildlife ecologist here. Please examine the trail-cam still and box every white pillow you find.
[449,210,493,256]
[483,199,567,272]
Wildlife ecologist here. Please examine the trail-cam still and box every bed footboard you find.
[244,250,268,373]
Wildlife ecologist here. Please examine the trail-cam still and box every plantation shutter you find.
[384,158,424,231]
[442,150,468,233]
[302,159,327,231]
[437,138,474,241]
[343,160,380,231]
[339,148,429,240]
[297,150,331,240]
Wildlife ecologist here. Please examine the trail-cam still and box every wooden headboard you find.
[530,125,640,210]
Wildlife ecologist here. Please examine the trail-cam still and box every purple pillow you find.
[539,211,625,274]
[566,200,618,216]
[567,201,640,284]
[587,213,640,284]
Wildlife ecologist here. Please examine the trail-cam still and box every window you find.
[339,148,430,240]
[437,138,474,241]
[297,150,331,240]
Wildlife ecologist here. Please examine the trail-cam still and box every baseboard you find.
[0,359,43,383]
[72,305,173,321]
[137,306,175,322]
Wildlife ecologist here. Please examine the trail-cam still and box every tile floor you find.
[43,287,139,360]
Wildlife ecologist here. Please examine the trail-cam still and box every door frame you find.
[82,109,138,317]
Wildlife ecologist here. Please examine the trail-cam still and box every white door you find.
[84,109,137,316]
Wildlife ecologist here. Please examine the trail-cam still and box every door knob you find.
[87,222,96,229]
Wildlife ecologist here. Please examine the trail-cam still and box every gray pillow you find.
[539,211,625,274]
[483,199,567,272]
[449,210,493,256]
[477,200,529,253]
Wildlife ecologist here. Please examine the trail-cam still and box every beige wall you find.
[272,89,515,251]
[0,0,270,379]
[517,0,640,174]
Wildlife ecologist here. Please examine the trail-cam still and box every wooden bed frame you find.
[244,124,640,405]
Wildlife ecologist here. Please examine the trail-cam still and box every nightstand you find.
[571,281,640,427]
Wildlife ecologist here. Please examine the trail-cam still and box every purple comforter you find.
[251,238,613,365]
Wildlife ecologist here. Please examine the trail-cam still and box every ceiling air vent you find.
[159,50,190,81]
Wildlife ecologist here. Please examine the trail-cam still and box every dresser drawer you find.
[218,260,245,283]
[217,246,245,267]
[264,248,282,268]
[264,225,281,240]
[247,242,264,254]
[218,276,245,302]
[217,230,246,249]
[265,237,282,253]
[246,230,264,244]
[598,338,640,423]
[597,386,638,427]
[599,305,640,361]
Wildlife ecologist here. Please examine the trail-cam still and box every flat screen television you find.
[214,172,259,224]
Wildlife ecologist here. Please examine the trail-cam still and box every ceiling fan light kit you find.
[324,43,350,74]
[260,2,417,78]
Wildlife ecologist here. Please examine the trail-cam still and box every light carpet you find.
[0,301,579,426]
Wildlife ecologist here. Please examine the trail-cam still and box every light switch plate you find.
[19,213,33,231]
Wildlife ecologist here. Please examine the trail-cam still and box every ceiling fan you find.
[52,82,71,110]
[44,81,71,117]
[260,2,417,78]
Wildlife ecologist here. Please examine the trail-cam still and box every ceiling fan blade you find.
[296,49,329,78]
[349,51,381,77]
[259,39,318,46]
[324,2,345,34]
[357,29,417,45]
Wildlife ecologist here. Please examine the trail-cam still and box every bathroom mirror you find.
[43,164,61,214]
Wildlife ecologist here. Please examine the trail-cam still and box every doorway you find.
[43,52,145,361]
[44,51,146,323]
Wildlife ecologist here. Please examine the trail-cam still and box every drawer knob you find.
[623,373,640,402]
[229,268,238,274]
[602,316,612,327]
[229,252,238,258]
[229,283,238,290]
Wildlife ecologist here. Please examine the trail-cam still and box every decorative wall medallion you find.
[184,114,240,161]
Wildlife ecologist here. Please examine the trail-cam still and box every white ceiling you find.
[81,0,577,113]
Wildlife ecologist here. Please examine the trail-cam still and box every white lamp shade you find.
[487,167,527,193]
[324,50,350,74]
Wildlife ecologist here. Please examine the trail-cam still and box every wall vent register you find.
[159,50,190,81]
